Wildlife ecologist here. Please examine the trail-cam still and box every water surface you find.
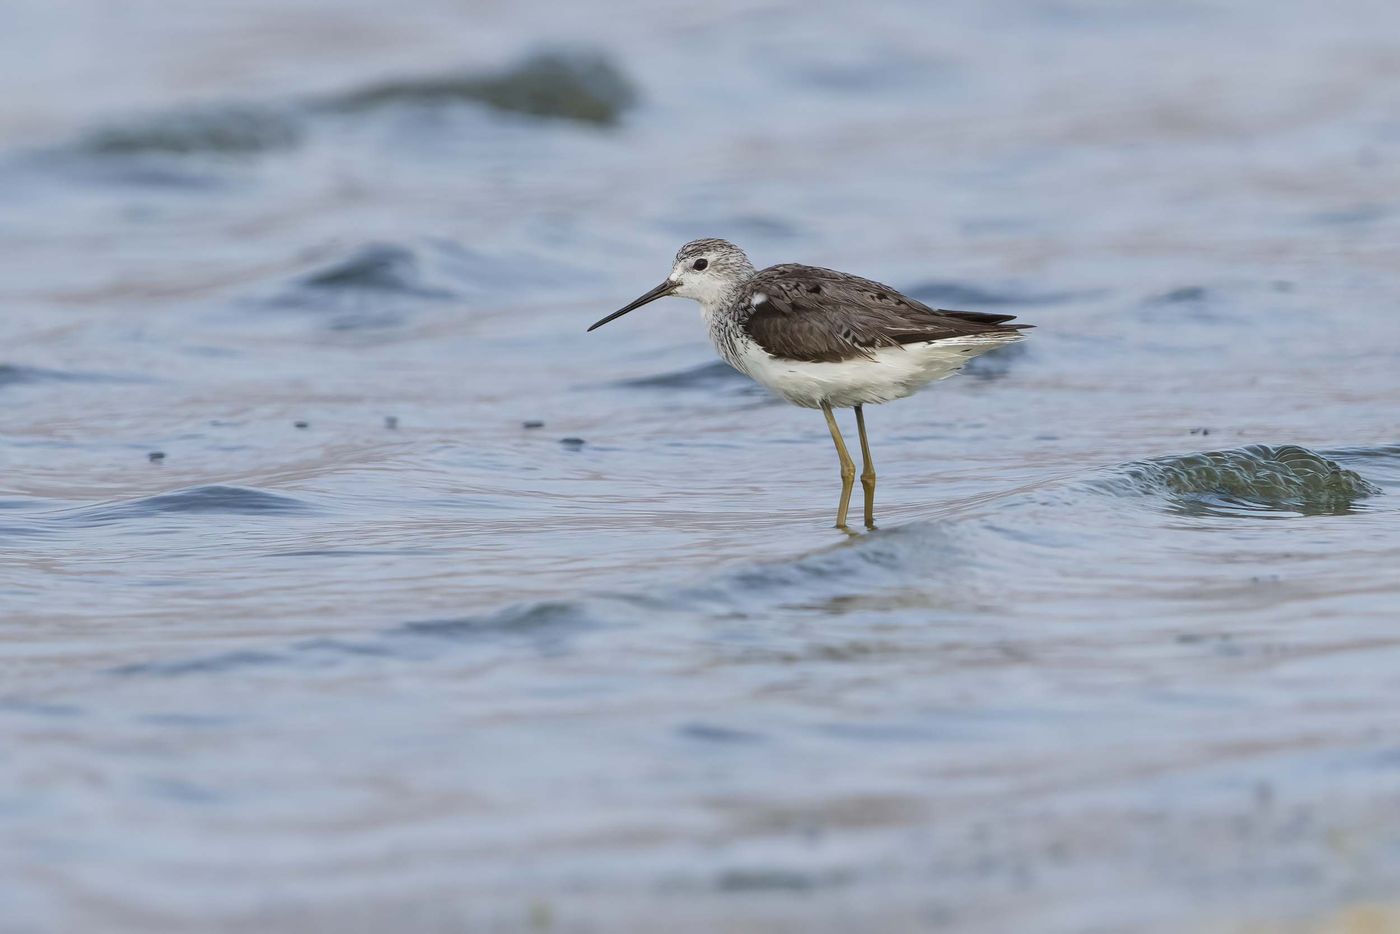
[3,1,1400,932]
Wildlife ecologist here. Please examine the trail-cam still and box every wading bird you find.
[589,239,1030,531]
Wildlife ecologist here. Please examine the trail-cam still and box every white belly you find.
[730,334,1022,409]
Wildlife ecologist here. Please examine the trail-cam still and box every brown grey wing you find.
[744,265,1026,363]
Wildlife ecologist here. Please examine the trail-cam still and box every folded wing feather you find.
[741,264,1029,364]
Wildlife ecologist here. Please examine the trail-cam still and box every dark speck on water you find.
[71,48,638,161]
[5,3,1400,933]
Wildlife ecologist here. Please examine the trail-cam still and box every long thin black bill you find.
[587,280,676,331]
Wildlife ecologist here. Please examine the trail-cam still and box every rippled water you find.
[4,1,1400,932]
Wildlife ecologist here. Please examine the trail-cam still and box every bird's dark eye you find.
[692,258,709,271]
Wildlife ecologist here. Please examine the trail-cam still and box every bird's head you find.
[588,238,755,331]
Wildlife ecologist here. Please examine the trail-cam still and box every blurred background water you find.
[3,1,1400,932]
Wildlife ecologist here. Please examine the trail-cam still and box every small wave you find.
[0,699,84,718]
[661,522,962,616]
[294,243,455,299]
[615,360,757,392]
[397,600,597,641]
[1135,284,1237,324]
[1327,444,1400,490]
[66,48,637,164]
[111,600,604,679]
[716,868,844,892]
[254,242,474,331]
[0,364,73,387]
[1309,204,1390,226]
[64,485,314,525]
[1147,285,1210,304]
[678,722,767,744]
[260,240,565,328]
[319,49,637,126]
[78,104,303,157]
[0,364,132,389]
[0,521,52,540]
[0,496,62,540]
[112,650,286,678]
[1098,444,1382,515]
[111,633,427,677]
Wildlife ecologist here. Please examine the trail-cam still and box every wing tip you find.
[935,308,1015,323]
[936,309,1034,330]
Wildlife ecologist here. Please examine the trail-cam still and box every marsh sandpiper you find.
[589,239,1031,531]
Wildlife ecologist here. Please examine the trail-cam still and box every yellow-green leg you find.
[821,402,856,530]
[854,404,876,530]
